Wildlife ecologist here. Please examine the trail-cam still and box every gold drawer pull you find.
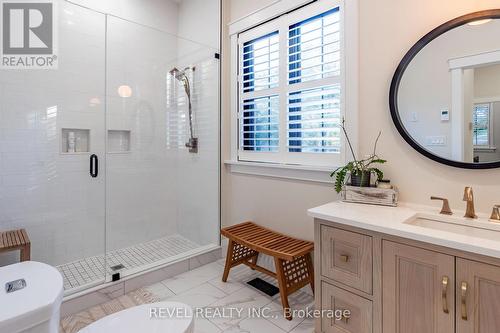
[336,309,351,324]
[340,254,349,262]
[461,281,468,320]
[441,276,449,314]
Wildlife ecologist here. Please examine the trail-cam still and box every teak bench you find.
[0,229,31,262]
[221,221,314,320]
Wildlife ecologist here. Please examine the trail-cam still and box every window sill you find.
[224,160,335,184]
[474,146,497,153]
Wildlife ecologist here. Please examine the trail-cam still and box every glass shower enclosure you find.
[0,0,220,295]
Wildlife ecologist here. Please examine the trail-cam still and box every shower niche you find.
[61,128,90,154]
[107,130,131,153]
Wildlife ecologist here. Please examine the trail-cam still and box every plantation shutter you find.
[287,8,342,157]
[288,8,341,85]
[240,30,280,155]
[237,1,344,166]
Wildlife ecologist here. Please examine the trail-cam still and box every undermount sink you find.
[404,214,500,242]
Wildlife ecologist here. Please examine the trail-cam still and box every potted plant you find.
[331,119,387,193]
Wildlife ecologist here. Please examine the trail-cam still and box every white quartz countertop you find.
[308,201,500,259]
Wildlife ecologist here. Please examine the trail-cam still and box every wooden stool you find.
[0,229,31,261]
[221,222,314,320]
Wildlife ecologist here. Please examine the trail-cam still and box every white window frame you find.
[226,0,358,175]
[472,101,496,150]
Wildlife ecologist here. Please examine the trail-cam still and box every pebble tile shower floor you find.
[57,234,200,291]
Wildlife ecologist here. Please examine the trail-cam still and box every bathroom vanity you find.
[309,201,500,333]
[316,8,500,332]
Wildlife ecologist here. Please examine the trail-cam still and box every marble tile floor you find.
[60,259,315,333]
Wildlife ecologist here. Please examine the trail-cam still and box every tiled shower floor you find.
[57,234,200,291]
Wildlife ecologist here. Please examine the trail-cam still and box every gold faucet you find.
[430,196,453,215]
[490,205,500,222]
[463,187,477,219]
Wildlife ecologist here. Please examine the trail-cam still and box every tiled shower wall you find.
[0,2,107,266]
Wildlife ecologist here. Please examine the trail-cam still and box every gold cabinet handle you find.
[441,276,449,314]
[461,282,468,320]
[341,311,350,324]
[335,309,351,324]
[340,254,349,262]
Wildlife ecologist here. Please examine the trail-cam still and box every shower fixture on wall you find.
[170,66,198,153]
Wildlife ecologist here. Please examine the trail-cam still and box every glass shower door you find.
[105,16,180,279]
[0,0,107,294]
[105,16,220,280]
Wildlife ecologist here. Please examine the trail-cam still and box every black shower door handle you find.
[90,154,98,178]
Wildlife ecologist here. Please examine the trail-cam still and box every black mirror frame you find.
[389,9,500,169]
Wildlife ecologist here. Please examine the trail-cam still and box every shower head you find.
[169,66,197,153]
[169,67,184,80]
[169,66,198,153]
[170,66,192,100]
[169,67,192,81]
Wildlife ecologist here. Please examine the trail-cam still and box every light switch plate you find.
[441,109,450,121]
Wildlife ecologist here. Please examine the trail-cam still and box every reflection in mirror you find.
[398,17,500,165]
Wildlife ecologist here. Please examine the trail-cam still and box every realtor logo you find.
[1,0,57,69]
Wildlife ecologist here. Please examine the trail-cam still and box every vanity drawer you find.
[321,281,372,333]
[320,225,373,293]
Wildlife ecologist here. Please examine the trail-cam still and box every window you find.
[237,0,346,167]
[241,32,280,152]
[473,103,491,147]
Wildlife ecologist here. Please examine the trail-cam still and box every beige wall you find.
[221,0,500,241]
[475,64,500,98]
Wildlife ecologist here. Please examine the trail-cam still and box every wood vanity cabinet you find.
[314,220,500,333]
[382,241,455,333]
[456,258,500,333]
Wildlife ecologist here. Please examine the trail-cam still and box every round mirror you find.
[390,10,500,169]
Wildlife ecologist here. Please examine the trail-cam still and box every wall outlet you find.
[426,135,446,146]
